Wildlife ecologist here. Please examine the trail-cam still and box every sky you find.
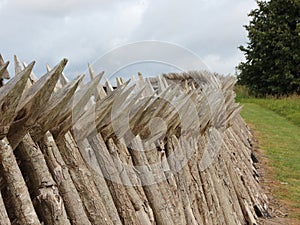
[0,0,258,80]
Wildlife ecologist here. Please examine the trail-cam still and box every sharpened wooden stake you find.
[0,55,271,225]
[0,138,40,225]
[7,59,68,150]
[37,132,92,225]
[0,190,10,225]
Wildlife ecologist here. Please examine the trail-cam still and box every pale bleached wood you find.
[0,54,9,80]
[73,82,130,142]
[47,64,69,88]
[22,62,38,84]
[144,141,187,225]
[51,74,102,139]
[17,134,71,225]
[167,135,203,225]
[186,135,216,225]
[129,137,177,225]
[113,138,155,224]
[97,79,107,100]
[107,138,154,225]
[99,84,144,140]
[13,55,23,75]
[87,133,142,225]
[66,73,102,118]
[59,73,69,86]
[105,78,114,94]
[128,85,173,132]
[0,190,10,225]
[0,62,34,139]
[116,77,124,87]
[13,56,32,94]
[77,138,123,225]
[88,63,96,80]
[87,69,105,101]
[0,61,9,80]
[37,132,92,225]
[31,76,83,141]
[0,55,272,225]
[225,119,268,221]
[7,59,67,150]
[221,141,252,223]
[17,59,68,112]
[55,132,113,224]
[0,138,41,224]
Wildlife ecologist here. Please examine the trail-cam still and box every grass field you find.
[238,95,300,127]
[237,96,300,219]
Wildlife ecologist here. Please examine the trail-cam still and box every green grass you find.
[239,101,300,219]
[238,96,300,127]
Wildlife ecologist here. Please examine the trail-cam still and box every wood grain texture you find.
[0,56,270,224]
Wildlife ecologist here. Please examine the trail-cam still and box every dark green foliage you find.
[237,0,300,96]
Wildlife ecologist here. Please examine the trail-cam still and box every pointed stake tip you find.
[95,73,103,83]
[3,61,9,68]
[77,74,85,83]
[53,59,68,74]
[61,58,68,66]
[24,61,36,71]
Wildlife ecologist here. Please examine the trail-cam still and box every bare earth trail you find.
[241,103,300,225]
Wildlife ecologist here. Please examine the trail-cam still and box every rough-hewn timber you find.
[0,54,272,224]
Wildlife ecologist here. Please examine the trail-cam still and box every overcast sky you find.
[0,0,257,79]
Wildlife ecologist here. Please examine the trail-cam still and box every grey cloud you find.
[127,0,256,74]
[89,41,209,79]
[0,0,256,79]
[1,0,145,77]
[3,0,135,16]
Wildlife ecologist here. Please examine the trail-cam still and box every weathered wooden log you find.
[0,62,9,80]
[30,76,83,141]
[0,62,34,139]
[55,133,113,224]
[7,59,67,150]
[51,74,102,139]
[86,133,142,224]
[84,135,124,224]
[113,138,155,224]
[0,190,10,225]
[0,55,10,86]
[107,137,155,225]
[16,134,70,225]
[0,55,274,224]
[37,132,92,225]
[167,135,204,225]
[92,175,123,224]
[129,137,179,225]
[0,138,40,224]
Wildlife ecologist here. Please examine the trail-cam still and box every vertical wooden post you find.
[0,138,40,225]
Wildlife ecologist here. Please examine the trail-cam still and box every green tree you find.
[237,0,300,96]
